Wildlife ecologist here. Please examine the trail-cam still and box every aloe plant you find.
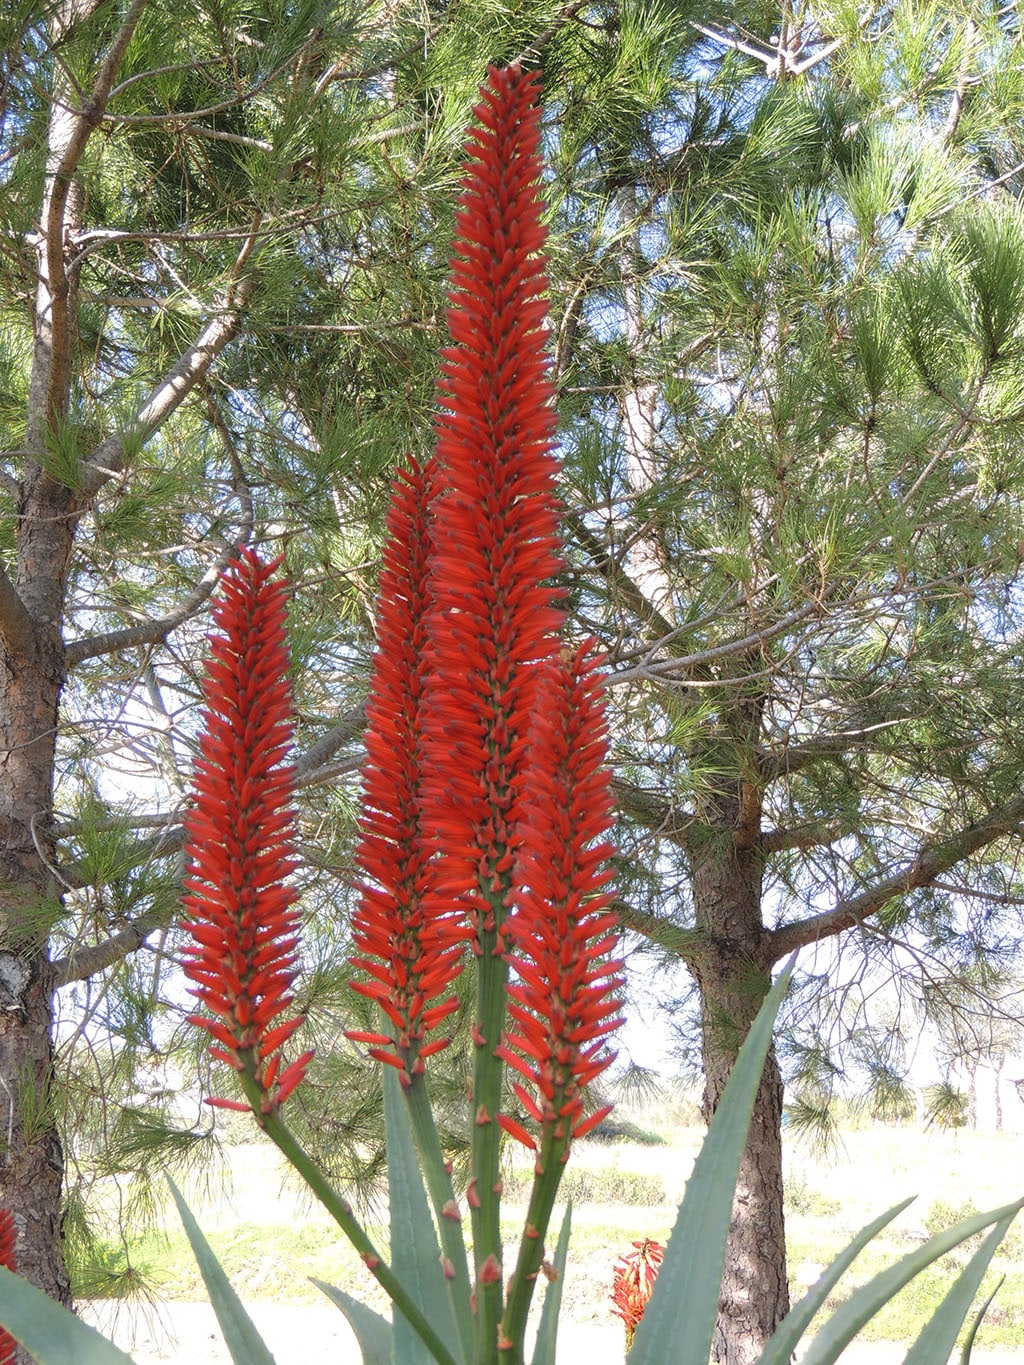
[0,61,1016,1365]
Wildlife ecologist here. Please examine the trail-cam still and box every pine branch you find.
[766,794,1024,961]
[37,0,148,437]
[51,905,168,987]
[611,776,693,852]
[78,227,259,498]
[761,820,849,856]
[65,539,250,666]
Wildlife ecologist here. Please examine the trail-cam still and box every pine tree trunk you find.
[690,819,790,1365]
[0,471,78,1354]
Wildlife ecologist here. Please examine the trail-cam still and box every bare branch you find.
[610,598,825,687]
[565,511,677,642]
[38,0,149,436]
[766,794,1024,961]
[294,706,366,779]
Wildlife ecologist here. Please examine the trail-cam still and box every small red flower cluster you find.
[612,1238,664,1345]
[0,1210,14,1365]
[181,549,312,1115]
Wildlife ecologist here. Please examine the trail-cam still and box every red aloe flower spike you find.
[0,1209,15,1365]
[421,62,564,952]
[181,548,312,1116]
[498,642,624,1148]
[612,1238,664,1347]
[349,456,469,1081]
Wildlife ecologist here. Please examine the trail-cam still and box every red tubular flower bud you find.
[612,1238,664,1346]
[181,549,310,1115]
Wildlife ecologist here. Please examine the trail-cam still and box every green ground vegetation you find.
[77,1110,1024,1351]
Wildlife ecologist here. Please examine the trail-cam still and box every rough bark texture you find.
[0,476,77,1335]
[687,711,789,1365]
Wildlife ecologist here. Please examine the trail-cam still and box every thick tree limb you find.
[613,898,705,961]
[766,794,1024,961]
[0,563,38,656]
[611,776,693,852]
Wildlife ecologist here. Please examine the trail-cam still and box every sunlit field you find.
[79,1097,1024,1358]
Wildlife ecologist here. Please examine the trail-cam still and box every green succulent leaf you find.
[531,1202,572,1365]
[166,1176,278,1365]
[0,1265,137,1364]
[627,959,794,1365]
[960,1275,1006,1364]
[757,1197,916,1365]
[800,1200,1024,1365]
[903,1217,1013,1365]
[313,1278,393,1365]
[383,1064,463,1364]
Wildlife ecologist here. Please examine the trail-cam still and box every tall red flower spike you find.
[348,456,469,1083]
[0,1209,15,1365]
[181,548,312,1116]
[421,63,565,950]
[612,1238,664,1347]
[497,643,623,1150]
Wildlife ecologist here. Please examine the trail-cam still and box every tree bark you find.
[0,476,77,1336]
[687,747,790,1365]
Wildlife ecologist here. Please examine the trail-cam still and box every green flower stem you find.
[249,1089,459,1365]
[499,1126,570,1360]
[471,907,510,1364]
[404,1071,474,1363]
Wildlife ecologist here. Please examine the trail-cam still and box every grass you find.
[78,1113,1024,1352]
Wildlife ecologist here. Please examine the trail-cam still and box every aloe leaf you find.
[166,1175,278,1365]
[960,1274,1006,1364]
[899,1211,1012,1365]
[757,1198,916,1365]
[383,1063,462,1364]
[0,1265,137,1364]
[902,1215,1012,1365]
[800,1198,1024,1365]
[628,960,794,1365]
[531,1203,572,1365]
[313,1277,393,1365]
